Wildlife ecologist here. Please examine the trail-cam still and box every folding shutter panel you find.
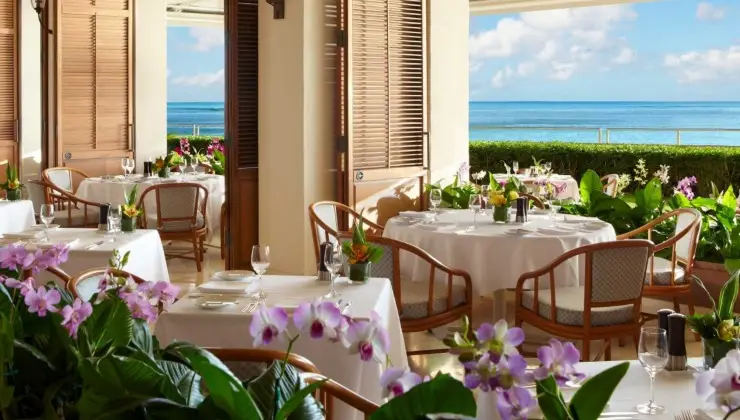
[0,0,17,184]
[225,0,259,269]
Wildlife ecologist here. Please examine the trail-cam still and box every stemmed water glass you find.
[548,198,563,225]
[637,327,668,414]
[121,158,129,177]
[39,204,55,242]
[481,185,490,211]
[251,245,271,301]
[429,189,442,221]
[544,162,552,175]
[323,244,342,299]
[178,158,187,178]
[189,155,199,174]
[512,161,519,175]
[469,194,483,230]
[108,206,122,242]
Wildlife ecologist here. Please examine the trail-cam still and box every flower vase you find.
[702,338,739,369]
[158,168,170,178]
[493,206,510,223]
[348,262,371,284]
[121,217,137,233]
[5,188,21,201]
[476,391,501,420]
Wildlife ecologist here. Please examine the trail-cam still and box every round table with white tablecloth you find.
[0,200,35,235]
[75,174,225,240]
[384,209,616,319]
[493,173,580,201]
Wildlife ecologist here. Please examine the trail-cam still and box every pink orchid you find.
[24,286,61,317]
[122,292,158,323]
[0,244,35,271]
[5,277,36,296]
[249,304,289,347]
[60,298,93,338]
[345,311,390,363]
[380,367,422,399]
[293,300,342,340]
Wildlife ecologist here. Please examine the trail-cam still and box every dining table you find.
[384,209,617,319]
[75,174,225,240]
[155,275,406,420]
[0,200,35,235]
[493,173,580,201]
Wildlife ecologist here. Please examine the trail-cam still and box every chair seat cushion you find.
[645,257,686,286]
[400,280,467,320]
[57,207,100,227]
[147,212,206,232]
[521,286,634,327]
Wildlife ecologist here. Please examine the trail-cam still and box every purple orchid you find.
[249,304,289,347]
[0,244,35,271]
[463,352,497,391]
[43,243,70,267]
[122,292,158,323]
[674,176,697,200]
[475,320,525,356]
[24,286,61,317]
[60,298,93,338]
[533,338,584,385]
[5,277,36,296]
[497,386,536,420]
[293,300,343,340]
[345,311,390,363]
[138,281,180,308]
[696,349,740,411]
[380,367,422,399]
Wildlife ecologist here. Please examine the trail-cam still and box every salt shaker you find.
[666,313,687,371]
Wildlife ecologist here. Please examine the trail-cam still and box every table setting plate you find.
[31,224,60,232]
[504,228,535,236]
[195,296,239,309]
[214,270,255,282]
[198,281,256,295]
[536,227,578,236]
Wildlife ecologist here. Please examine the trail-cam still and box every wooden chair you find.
[514,240,654,361]
[23,266,73,289]
[68,268,146,302]
[519,192,545,209]
[308,201,384,264]
[617,208,702,323]
[42,167,89,195]
[303,373,379,420]
[337,233,473,355]
[138,183,209,272]
[27,180,101,227]
[220,201,226,259]
[601,174,619,198]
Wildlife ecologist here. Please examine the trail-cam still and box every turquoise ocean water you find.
[168,101,740,146]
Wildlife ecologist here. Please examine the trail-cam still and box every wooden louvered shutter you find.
[55,0,133,176]
[0,0,18,185]
[225,0,259,269]
[337,0,427,222]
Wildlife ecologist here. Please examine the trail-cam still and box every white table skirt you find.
[76,175,225,240]
[0,200,35,235]
[493,174,580,201]
[155,276,407,420]
[32,228,170,284]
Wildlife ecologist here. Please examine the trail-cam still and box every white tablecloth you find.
[30,228,170,284]
[493,174,580,201]
[155,276,407,420]
[0,200,35,235]
[76,175,225,240]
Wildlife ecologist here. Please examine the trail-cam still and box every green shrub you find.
[166,135,224,153]
[469,141,740,196]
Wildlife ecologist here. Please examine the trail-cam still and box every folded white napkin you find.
[415,222,456,231]
[198,281,255,295]
[398,211,434,220]
[2,231,44,240]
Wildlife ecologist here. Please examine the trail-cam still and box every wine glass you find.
[189,155,199,174]
[481,185,490,211]
[548,198,563,225]
[544,161,552,174]
[429,189,442,221]
[121,158,128,177]
[108,206,122,242]
[637,327,668,415]
[251,245,271,301]
[323,244,342,299]
[469,194,482,230]
[178,158,187,179]
[512,161,519,175]
[39,204,55,242]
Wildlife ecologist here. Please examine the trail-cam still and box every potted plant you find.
[154,152,176,178]
[121,184,143,232]
[688,271,740,369]
[424,176,479,210]
[341,214,383,284]
[488,175,520,223]
[1,164,22,201]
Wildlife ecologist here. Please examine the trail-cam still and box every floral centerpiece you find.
[688,271,740,369]
[154,152,176,178]
[121,184,143,232]
[1,164,22,201]
[488,175,520,223]
[342,214,384,283]
[697,349,740,419]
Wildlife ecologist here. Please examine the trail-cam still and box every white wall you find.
[134,0,168,170]
[20,0,42,181]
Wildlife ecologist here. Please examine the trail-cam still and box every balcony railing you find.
[471,126,740,145]
[168,124,225,136]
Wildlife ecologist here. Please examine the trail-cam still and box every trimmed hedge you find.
[166,135,224,153]
[469,141,740,195]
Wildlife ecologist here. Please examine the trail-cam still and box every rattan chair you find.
[68,268,147,302]
[514,240,654,361]
[601,174,619,198]
[27,180,101,227]
[22,266,73,289]
[336,233,473,355]
[308,201,384,264]
[42,167,89,195]
[138,183,209,272]
[617,208,702,321]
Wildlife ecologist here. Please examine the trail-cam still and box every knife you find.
[85,240,105,250]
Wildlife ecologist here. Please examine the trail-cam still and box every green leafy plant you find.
[1,165,22,191]
[688,271,740,341]
[209,150,226,175]
[341,212,384,264]
[424,176,479,209]
[122,185,143,219]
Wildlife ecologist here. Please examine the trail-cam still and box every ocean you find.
[168,101,740,146]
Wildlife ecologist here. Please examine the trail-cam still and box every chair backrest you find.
[138,183,208,232]
[26,180,50,214]
[42,167,89,194]
[303,373,379,420]
[588,240,653,305]
[68,268,146,302]
[601,174,619,197]
[207,348,320,379]
[308,201,385,263]
[673,208,702,263]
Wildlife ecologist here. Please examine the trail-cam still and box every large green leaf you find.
[641,179,663,212]
[691,197,718,212]
[167,342,262,420]
[156,360,204,407]
[722,186,737,210]
[131,319,154,356]
[99,354,185,403]
[246,361,324,420]
[718,272,740,321]
[569,362,629,420]
[14,339,56,371]
[579,170,602,205]
[371,374,475,420]
[97,397,202,420]
[535,376,568,420]
[84,297,134,354]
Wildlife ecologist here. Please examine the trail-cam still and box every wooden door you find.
[225,0,259,269]
[55,0,133,177]
[0,0,18,184]
[337,0,428,226]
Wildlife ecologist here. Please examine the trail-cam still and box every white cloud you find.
[549,62,577,81]
[172,69,225,87]
[613,47,636,64]
[536,40,558,61]
[664,45,740,83]
[491,66,514,88]
[189,27,224,52]
[470,62,483,73]
[517,62,536,77]
[696,2,725,21]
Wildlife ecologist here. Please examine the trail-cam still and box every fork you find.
[241,302,258,313]
[674,410,696,420]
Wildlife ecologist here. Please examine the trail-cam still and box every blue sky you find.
[470,0,740,101]
[167,26,225,102]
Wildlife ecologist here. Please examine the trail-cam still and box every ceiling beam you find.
[470,0,655,15]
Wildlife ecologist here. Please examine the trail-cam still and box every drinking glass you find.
[39,204,55,242]
[637,327,668,414]
[108,206,122,242]
[429,189,442,221]
[544,162,552,174]
[121,158,128,177]
[178,158,187,177]
[469,194,482,230]
[126,158,135,176]
[323,244,343,299]
[481,185,490,210]
[548,198,563,224]
[251,245,271,301]
[512,161,519,175]
[189,156,199,174]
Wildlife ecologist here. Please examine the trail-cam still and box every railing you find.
[168,124,225,136]
[471,126,740,145]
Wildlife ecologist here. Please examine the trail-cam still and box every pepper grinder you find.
[658,309,674,337]
[522,196,529,222]
[317,242,332,282]
[515,198,526,223]
[666,313,687,371]
[98,203,111,232]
